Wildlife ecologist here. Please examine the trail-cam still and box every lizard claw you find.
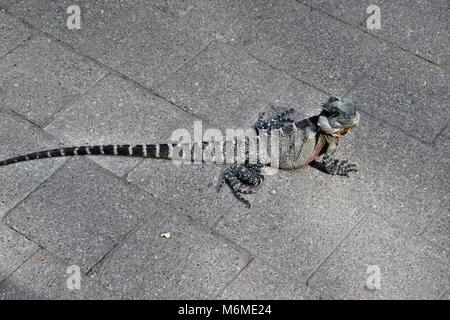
[331,160,357,177]
[217,173,226,192]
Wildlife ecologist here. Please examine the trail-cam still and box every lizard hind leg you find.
[218,164,265,208]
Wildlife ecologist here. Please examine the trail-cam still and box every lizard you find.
[0,96,360,207]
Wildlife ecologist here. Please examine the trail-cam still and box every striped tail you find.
[0,144,174,167]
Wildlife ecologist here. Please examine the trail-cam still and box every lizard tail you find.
[0,144,175,167]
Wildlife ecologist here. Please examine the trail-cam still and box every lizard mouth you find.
[318,111,360,137]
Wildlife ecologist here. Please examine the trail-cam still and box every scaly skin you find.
[218,97,360,207]
[0,97,360,207]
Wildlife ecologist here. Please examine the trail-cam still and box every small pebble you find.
[160,232,171,239]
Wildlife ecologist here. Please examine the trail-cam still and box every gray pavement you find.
[0,0,448,300]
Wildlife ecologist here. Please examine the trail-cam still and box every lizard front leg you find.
[322,156,357,177]
[311,140,357,177]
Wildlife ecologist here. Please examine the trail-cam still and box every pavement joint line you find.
[211,215,225,231]
[1,3,447,299]
[245,50,332,97]
[0,241,40,288]
[432,122,448,147]
[356,0,387,29]
[175,206,255,262]
[3,223,45,251]
[1,10,210,125]
[0,31,34,62]
[266,79,298,110]
[80,171,255,276]
[211,194,242,230]
[1,157,69,224]
[210,161,445,289]
[0,245,119,299]
[2,155,164,277]
[1,108,57,146]
[84,209,155,276]
[151,3,176,18]
[4,7,433,151]
[216,159,448,289]
[146,85,210,123]
[416,205,444,237]
[117,157,144,178]
[9,109,42,131]
[236,6,443,148]
[370,209,449,253]
[339,46,442,146]
[212,256,256,299]
[295,0,442,67]
[341,45,391,98]
[155,39,215,89]
[206,242,327,299]
[209,190,361,289]
[123,162,241,229]
[42,71,111,132]
[418,233,449,253]
[356,108,432,145]
[305,211,369,289]
[355,26,442,67]
[439,288,450,300]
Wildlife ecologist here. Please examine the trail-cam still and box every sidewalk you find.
[0,0,448,299]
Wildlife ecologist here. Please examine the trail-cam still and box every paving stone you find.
[215,168,364,281]
[154,0,310,43]
[422,208,450,250]
[242,10,388,95]
[263,81,448,234]
[0,11,32,57]
[308,112,449,235]
[0,109,66,220]
[348,48,449,143]
[127,160,239,227]
[94,210,249,299]
[0,250,116,299]
[0,0,448,300]
[368,0,449,65]
[8,0,139,50]
[0,0,18,10]
[308,214,449,299]
[300,0,384,26]
[81,2,210,89]
[0,224,39,282]
[155,41,292,129]
[269,79,329,117]
[0,34,108,127]
[6,157,157,271]
[219,258,319,300]
[45,74,201,177]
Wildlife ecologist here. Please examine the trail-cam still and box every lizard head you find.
[317,96,360,138]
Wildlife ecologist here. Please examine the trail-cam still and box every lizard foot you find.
[330,160,357,177]
[218,164,266,207]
